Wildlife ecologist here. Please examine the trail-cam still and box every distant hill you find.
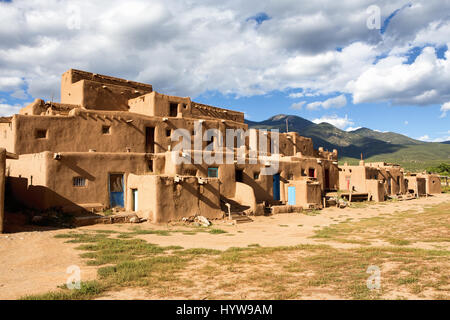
[246,114,450,171]
[442,141,450,145]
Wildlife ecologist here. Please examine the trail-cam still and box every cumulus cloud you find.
[417,134,450,142]
[312,114,354,130]
[306,94,347,110]
[290,101,306,110]
[0,0,449,110]
[440,101,450,117]
[0,103,23,117]
[350,47,450,105]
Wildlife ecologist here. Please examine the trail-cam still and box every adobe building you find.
[417,173,442,194]
[338,160,385,202]
[339,161,407,201]
[405,174,426,197]
[0,69,339,225]
[0,147,17,233]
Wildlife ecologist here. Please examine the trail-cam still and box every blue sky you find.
[0,0,449,142]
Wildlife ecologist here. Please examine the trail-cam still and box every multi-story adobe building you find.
[0,69,339,225]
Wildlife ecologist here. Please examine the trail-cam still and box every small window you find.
[288,173,294,180]
[169,102,178,117]
[73,177,86,187]
[253,172,260,180]
[308,168,315,178]
[208,167,218,178]
[166,129,171,137]
[35,129,47,139]
[102,126,111,134]
[185,169,197,176]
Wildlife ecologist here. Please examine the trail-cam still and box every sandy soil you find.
[0,193,448,300]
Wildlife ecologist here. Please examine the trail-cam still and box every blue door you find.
[273,173,280,200]
[109,173,124,208]
[288,186,296,205]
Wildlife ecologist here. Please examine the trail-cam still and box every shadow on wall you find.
[181,178,220,210]
[6,176,92,214]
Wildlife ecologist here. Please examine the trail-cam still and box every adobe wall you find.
[129,92,192,118]
[7,152,151,212]
[127,174,222,223]
[61,69,153,111]
[0,149,5,233]
[339,165,365,191]
[11,110,250,156]
[405,176,426,196]
[129,92,245,123]
[0,119,14,154]
[365,180,385,202]
[419,174,441,194]
[377,167,406,195]
[285,180,322,207]
[6,152,50,209]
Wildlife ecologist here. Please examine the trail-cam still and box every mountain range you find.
[246,114,450,171]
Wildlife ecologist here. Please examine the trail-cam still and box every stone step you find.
[230,212,253,224]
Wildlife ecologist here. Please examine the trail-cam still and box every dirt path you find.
[0,194,448,300]
[0,229,97,299]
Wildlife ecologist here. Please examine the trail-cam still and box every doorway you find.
[273,173,280,201]
[145,127,155,153]
[288,186,296,205]
[324,169,330,189]
[109,173,124,208]
[132,189,138,211]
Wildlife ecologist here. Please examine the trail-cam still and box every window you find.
[102,125,111,134]
[253,172,260,180]
[166,129,171,137]
[35,129,47,139]
[288,173,294,180]
[169,102,178,117]
[73,177,86,187]
[308,168,315,178]
[235,169,243,182]
[208,167,218,178]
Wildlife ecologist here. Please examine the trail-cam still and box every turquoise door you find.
[273,173,280,200]
[109,173,124,208]
[288,186,296,205]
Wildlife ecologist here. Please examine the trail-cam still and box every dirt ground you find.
[0,193,449,300]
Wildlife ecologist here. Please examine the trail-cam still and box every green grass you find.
[22,281,105,300]
[28,201,450,300]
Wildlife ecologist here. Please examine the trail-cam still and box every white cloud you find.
[312,114,354,130]
[0,0,449,109]
[290,101,306,110]
[417,134,450,142]
[346,126,362,132]
[350,47,450,105]
[441,101,450,117]
[0,103,22,117]
[404,120,409,125]
[306,94,347,110]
